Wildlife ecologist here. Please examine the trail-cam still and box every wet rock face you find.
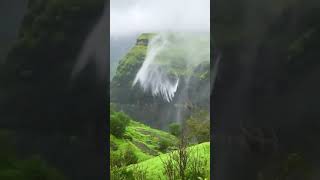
[110,33,210,129]
[213,1,320,179]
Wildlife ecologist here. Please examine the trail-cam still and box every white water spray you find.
[133,33,180,102]
[133,32,210,103]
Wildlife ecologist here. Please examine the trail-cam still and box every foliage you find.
[158,139,174,153]
[160,137,210,180]
[110,111,130,138]
[109,110,210,180]
[186,110,210,143]
[186,147,210,180]
[130,164,148,180]
[110,164,147,180]
[110,112,177,162]
[110,146,138,168]
[123,146,139,166]
[137,33,156,41]
[161,137,189,180]
[169,123,181,137]
[110,151,125,168]
[110,166,134,180]
[130,142,210,179]
[110,33,210,104]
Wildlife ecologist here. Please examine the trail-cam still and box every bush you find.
[186,148,209,180]
[110,111,130,138]
[110,141,118,151]
[110,146,138,168]
[110,165,147,180]
[186,110,210,143]
[123,147,138,166]
[131,164,147,180]
[169,122,181,137]
[161,136,209,180]
[123,134,133,141]
[110,167,134,180]
[110,152,124,168]
[158,139,173,153]
[161,137,189,180]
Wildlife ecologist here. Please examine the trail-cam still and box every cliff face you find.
[111,33,210,129]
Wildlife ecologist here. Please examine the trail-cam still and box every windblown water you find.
[133,33,179,102]
[133,32,210,103]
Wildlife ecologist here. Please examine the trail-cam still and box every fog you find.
[111,0,210,38]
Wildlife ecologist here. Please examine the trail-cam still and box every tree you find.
[110,111,130,138]
[169,122,181,137]
[186,110,210,143]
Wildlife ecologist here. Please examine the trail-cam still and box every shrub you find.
[186,148,209,180]
[110,141,118,151]
[123,134,133,141]
[161,136,189,180]
[158,139,173,153]
[169,122,181,137]
[110,152,124,168]
[131,164,148,180]
[110,167,134,180]
[110,165,147,180]
[110,111,130,138]
[161,135,209,180]
[123,146,138,166]
[186,110,210,143]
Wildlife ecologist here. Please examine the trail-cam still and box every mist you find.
[111,0,210,38]
[133,32,210,102]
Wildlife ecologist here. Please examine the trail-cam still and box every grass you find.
[110,120,177,163]
[137,33,157,41]
[110,109,210,179]
[128,142,210,180]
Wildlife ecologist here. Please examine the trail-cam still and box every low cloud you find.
[111,0,210,37]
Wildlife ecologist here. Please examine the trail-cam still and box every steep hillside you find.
[110,108,210,180]
[110,34,139,79]
[110,33,210,129]
[110,120,178,163]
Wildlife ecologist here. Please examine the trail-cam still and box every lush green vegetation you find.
[110,110,178,163]
[111,33,210,105]
[128,142,210,180]
[186,110,210,144]
[110,107,210,180]
[168,122,181,137]
[110,111,130,138]
[110,32,211,179]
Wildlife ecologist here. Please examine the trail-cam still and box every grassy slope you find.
[110,120,177,162]
[130,142,210,179]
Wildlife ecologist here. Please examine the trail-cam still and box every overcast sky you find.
[110,0,210,38]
